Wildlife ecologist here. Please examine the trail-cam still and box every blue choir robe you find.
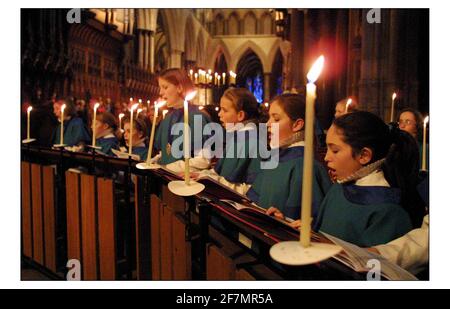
[246,144,332,220]
[130,144,148,161]
[52,117,90,146]
[96,134,119,156]
[214,126,260,184]
[154,104,212,165]
[315,181,413,247]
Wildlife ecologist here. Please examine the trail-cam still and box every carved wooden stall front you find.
[147,185,192,280]
[21,162,58,274]
[65,171,117,280]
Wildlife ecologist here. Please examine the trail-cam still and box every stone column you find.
[264,72,271,101]
[143,30,149,69]
[138,30,144,67]
[289,9,304,91]
[148,30,155,73]
[169,49,183,68]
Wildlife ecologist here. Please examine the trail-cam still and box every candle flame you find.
[119,113,125,119]
[392,93,397,100]
[307,55,325,83]
[27,106,33,112]
[215,107,219,112]
[264,102,269,108]
[147,100,150,104]
[137,108,142,113]
[139,99,142,103]
[185,91,197,102]
[156,100,166,109]
[129,97,133,102]
[61,104,66,112]
[131,103,139,111]
[94,103,100,110]
[424,116,429,125]
[199,106,204,110]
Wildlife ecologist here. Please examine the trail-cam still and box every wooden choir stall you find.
[21,145,368,280]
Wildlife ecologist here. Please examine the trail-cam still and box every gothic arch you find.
[230,40,271,72]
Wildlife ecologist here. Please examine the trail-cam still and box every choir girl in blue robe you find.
[92,112,119,156]
[122,116,148,161]
[311,111,427,247]
[194,88,262,194]
[152,68,212,173]
[52,99,90,147]
[247,94,332,221]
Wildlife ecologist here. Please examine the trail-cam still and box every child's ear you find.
[292,119,305,132]
[237,110,246,122]
[177,85,184,96]
[358,147,373,165]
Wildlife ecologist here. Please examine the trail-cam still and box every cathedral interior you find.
[21,8,429,130]
[20,8,430,282]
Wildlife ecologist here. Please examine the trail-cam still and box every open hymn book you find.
[111,148,141,161]
[321,232,418,280]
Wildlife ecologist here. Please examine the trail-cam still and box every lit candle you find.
[26,106,32,140]
[215,106,219,112]
[92,103,100,147]
[147,100,150,109]
[146,101,166,164]
[301,55,325,248]
[214,72,218,86]
[183,91,197,185]
[390,92,397,122]
[194,73,198,84]
[162,109,168,119]
[222,72,226,85]
[129,103,139,155]
[218,75,221,86]
[189,69,193,81]
[264,102,269,108]
[119,113,125,132]
[129,97,133,103]
[139,99,142,104]
[60,104,66,145]
[345,98,352,113]
[136,108,142,118]
[422,116,429,171]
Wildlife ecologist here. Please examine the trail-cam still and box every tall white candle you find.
[129,103,139,155]
[422,116,429,171]
[119,113,124,132]
[27,106,32,140]
[301,55,324,248]
[183,91,197,185]
[92,103,100,147]
[390,93,397,122]
[146,101,166,164]
[60,104,66,145]
[136,108,142,118]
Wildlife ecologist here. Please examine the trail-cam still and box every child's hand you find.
[289,220,301,229]
[266,207,285,220]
